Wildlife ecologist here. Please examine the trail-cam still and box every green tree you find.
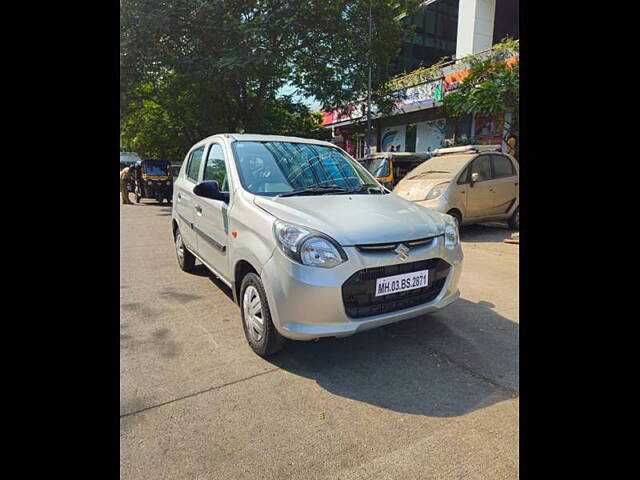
[120,0,419,160]
[443,40,519,156]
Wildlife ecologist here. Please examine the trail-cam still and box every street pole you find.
[366,0,372,156]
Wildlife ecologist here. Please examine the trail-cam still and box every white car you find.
[172,134,463,355]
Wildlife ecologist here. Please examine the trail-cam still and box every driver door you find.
[192,142,232,280]
[466,155,495,219]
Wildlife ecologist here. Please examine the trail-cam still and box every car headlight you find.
[443,214,459,249]
[166,180,171,185]
[273,220,347,268]
[425,182,450,201]
[146,180,152,185]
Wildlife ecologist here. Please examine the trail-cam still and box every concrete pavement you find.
[120,199,519,479]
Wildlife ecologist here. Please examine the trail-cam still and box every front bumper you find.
[260,235,463,340]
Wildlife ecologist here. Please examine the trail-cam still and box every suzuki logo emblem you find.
[395,243,410,262]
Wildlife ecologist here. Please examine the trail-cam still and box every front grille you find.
[355,235,439,253]
[342,259,450,319]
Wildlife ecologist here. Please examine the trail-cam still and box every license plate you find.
[375,269,429,297]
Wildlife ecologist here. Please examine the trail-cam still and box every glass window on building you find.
[395,0,459,75]
[493,0,519,44]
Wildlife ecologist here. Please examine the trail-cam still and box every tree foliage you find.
[120,0,419,161]
[442,40,519,144]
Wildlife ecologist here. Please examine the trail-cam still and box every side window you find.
[457,165,471,184]
[186,146,205,182]
[204,144,229,192]
[492,155,516,178]
[470,155,492,182]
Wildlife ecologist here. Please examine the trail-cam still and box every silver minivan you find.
[172,134,463,355]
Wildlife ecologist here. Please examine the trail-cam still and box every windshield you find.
[404,154,471,180]
[231,141,381,196]
[361,157,390,178]
[142,161,169,176]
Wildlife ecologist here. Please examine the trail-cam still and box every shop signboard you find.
[394,79,443,110]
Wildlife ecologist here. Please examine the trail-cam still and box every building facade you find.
[321,0,519,158]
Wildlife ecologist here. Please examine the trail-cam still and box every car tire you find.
[508,207,519,230]
[240,273,286,356]
[447,210,462,230]
[175,227,195,272]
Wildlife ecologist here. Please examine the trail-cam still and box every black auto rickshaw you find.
[133,159,173,204]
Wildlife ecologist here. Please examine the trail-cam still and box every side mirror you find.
[193,180,229,202]
[470,172,481,186]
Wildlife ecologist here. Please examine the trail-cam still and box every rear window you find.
[186,147,205,182]
[492,155,516,178]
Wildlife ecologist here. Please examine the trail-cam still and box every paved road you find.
[120,199,519,479]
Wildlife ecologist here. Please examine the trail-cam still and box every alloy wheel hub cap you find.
[176,233,184,263]
[243,286,264,342]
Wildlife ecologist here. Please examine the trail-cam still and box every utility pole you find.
[366,0,372,156]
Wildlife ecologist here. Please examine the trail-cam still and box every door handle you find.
[514,182,519,186]
[194,204,202,215]
[177,193,183,201]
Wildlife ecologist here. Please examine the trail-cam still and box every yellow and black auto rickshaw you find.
[359,152,431,190]
[133,159,173,204]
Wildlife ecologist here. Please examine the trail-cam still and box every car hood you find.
[253,193,445,246]
[394,177,451,202]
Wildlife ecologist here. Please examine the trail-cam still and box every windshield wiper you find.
[275,186,350,197]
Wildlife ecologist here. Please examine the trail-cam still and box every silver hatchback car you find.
[172,134,463,355]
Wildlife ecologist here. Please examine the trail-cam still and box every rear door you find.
[192,142,232,280]
[488,154,519,216]
[175,146,205,251]
[465,155,495,218]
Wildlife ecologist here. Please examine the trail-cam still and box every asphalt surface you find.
[120,199,519,479]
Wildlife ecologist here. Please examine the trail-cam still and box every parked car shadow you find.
[191,264,235,302]
[266,297,518,418]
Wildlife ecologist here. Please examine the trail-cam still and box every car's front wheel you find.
[240,273,285,356]
[175,227,195,272]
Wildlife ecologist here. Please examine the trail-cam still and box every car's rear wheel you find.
[175,228,195,272]
[508,207,519,230]
[240,273,285,356]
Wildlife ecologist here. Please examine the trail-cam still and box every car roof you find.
[191,133,337,149]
